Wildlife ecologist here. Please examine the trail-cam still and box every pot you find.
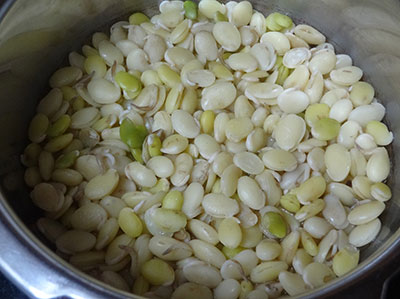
[0,0,400,298]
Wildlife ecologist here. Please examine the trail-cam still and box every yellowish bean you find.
[162,190,184,210]
[301,230,318,257]
[250,261,288,283]
[85,169,119,200]
[280,192,300,213]
[44,133,73,152]
[158,64,181,89]
[332,247,359,276]
[218,217,242,249]
[295,199,325,222]
[141,258,175,286]
[129,12,150,25]
[118,207,143,238]
[296,176,326,204]
[260,212,287,239]
[200,110,215,134]
[370,182,392,202]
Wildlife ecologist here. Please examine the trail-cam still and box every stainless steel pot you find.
[0,0,400,298]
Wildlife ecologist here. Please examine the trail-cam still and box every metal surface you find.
[0,0,400,298]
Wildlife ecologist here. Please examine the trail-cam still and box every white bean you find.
[233,152,264,175]
[214,279,241,299]
[347,200,385,225]
[213,22,241,52]
[202,193,239,218]
[183,263,222,288]
[237,176,265,210]
[366,148,390,183]
[274,114,306,151]
[172,110,200,138]
[182,182,204,218]
[349,218,381,247]
[125,162,157,188]
[325,144,351,182]
[189,239,226,268]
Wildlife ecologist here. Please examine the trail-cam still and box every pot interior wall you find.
[0,0,400,295]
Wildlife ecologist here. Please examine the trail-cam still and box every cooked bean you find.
[213,22,241,51]
[245,82,283,102]
[49,67,83,88]
[172,110,200,138]
[277,89,310,114]
[348,103,385,127]
[261,32,290,56]
[295,175,325,205]
[194,134,221,160]
[279,271,309,296]
[237,176,265,210]
[310,49,336,75]
[100,271,129,292]
[218,217,242,249]
[220,165,242,197]
[347,200,385,225]
[189,239,226,268]
[256,239,282,261]
[302,262,335,288]
[315,229,338,263]
[182,182,204,218]
[172,282,212,299]
[147,156,174,178]
[202,193,239,218]
[161,134,189,155]
[85,169,119,200]
[71,203,107,232]
[322,194,347,229]
[141,258,175,286]
[350,148,367,177]
[292,248,313,275]
[246,289,269,299]
[250,261,288,283]
[262,149,297,172]
[149,207,187,234]
[366,148,390,183]
[332,247,360,276]
[188,219,219,245]
[371,182,392,202]
[304,216,333,239]
[260,211,287,239]
[214,279,241,299]
[118,207,143,238]
[274,114,306,151]
[227,53,258,73]
[96,218,119,250]
[225,117,254,143]
[171,153,193,187]
[240,225,262,248]
[349,218,381,247]
[125,162,157,188]
[279,230,300,265]
[149,235,192,261]
[56,230,96,254]
[325,144,351,182]
[31,182,64,212]
[294,24,326,45]
[105,234,134,265]
[183,263,222,288]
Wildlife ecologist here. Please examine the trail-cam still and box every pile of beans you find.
[22,0,393,298]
